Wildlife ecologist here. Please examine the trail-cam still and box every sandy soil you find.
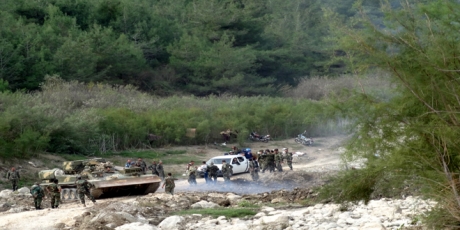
[0,135,349,230]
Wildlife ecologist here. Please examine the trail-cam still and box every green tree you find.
[321,0,460,227]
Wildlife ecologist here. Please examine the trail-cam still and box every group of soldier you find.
[257,147,294,173]
[6,166,96,210]
[125,158,166,181]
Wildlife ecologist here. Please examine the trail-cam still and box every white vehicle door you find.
[237,156,249,173]
[230,157,243,173]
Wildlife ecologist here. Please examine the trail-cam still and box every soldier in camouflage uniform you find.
[162,173,176,195]
[283,148,293,170]
[188,166,197,185]
[46,179,62,209]
[148,161,159,176]
[248,159,259,181]
[30,182,45,210]
[135,158,147,174]
[156,161,165,181]
[221,160,233,183]
[75,176,96,207]
[6,167,20,191]
[266,150,275,173]
[207,162,219,183]
[274,149,283,172]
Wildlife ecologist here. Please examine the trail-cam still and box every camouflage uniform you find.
[266,153,275,173]
[274,151,283,172]
[76,179,96,206]
[188,167,197,185]
[156,163,165,181]
[46,181,61,208]
[135,159,147,174]
[30,183,45,210]
[221,162,233,183]
[163,176,175,195]
[207,163,219,183]
[6,169,20,191]
[148,162,159,176]
[248,160,259,181]
[285,152,293,170]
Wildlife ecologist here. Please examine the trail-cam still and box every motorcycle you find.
[295,131,313,146]
[248,132,270,142]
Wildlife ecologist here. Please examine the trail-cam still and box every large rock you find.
[255,214,289,226]
[116,222,157,230]
[0,190,13,198]
[17,187,30,194]
[360,222,386,230]
[158,215,184,230]
[90,211,140,226]
[191,200,219,209]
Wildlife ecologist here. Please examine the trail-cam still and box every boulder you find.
[271,197,287,204]
[359,222,386,230]
[0,190,13,198]
[17,187,30,194]
[191,200,219,209]
[158,215,184,230]
[116,222,157,230]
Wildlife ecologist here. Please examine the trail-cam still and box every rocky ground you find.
[0,135,433,229]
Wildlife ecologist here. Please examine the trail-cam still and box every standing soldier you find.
[188,166,197,185]
[46,179,62,209]
[148,161,159,176]
[199,161,209,183]
[248,159,259,181]
[274,149,283,172]
[186,161,195,184]
[161,173,176,195]
[221,160,233,183]
[207,162,219,183]
[266,150,275,173]
[30,182,45,210]
[156,161,165,181]
[75,176,96,207]
[283,148,293,170]
[6,167,20,191]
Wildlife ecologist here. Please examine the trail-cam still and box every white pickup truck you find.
[204,155,249,176]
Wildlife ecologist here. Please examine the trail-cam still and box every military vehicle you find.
[38,158,162,200]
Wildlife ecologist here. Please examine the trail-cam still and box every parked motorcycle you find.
[295,131,313,146]
[248,132,270,142]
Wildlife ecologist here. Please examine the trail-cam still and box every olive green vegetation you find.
[318,0,460,228]
[0,77,348,159]
[0,0,341,96]
[174,207,257,218]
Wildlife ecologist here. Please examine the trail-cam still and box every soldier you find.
[148,161,159,176]
[258,150,266,173]
[30,182,45,210]
[186,161,195,184]
[156,161,165,181]
[283,148,293,170]
[207,162,219,183]
[75,176,96,207]
[231,146,240,154]
[266,150,275,173]
[135,158,147,174]
[221,160,233,183]
[161,173,175,195]
[6,167,20,191]
[274,149,283,172]
[46,179,62,209]
[188,166,197,185]
[248,159,259,181]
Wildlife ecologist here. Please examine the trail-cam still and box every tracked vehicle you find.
[38,159,162,200]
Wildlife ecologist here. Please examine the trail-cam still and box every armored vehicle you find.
[38,158,162,200]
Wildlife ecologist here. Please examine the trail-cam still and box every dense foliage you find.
[320,0,460,227]
[0,77,346,158]
[0,0,339,96]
